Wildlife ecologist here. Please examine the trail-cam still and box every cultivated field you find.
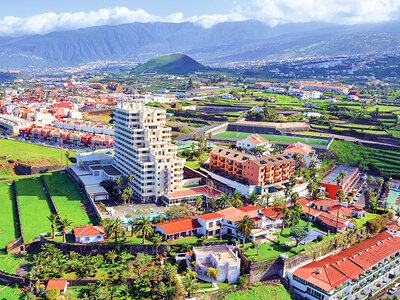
[0,183,18,248]
[214,131,329,145]
[43,173,93,226]
[0,139,74,178]
[15,178,53,242]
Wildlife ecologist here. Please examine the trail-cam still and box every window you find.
[230,266,238,270]
[220,265,226,270]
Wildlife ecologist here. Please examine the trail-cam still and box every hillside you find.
[2,20,400,67]
[132,54,208,75]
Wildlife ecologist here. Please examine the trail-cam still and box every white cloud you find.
[0,1,400,36]
[245,0,400,26]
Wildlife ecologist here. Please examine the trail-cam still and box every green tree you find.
[58,217,72,243]
[151,233,164,255]
[206,267,219,287]
[121,186,133,204]
[253,240,263,256]
[184,278,199,297]
[106,250,118,264]
[217,194,232,209]
[290,227,308,247]
[248,193,260,205]
[236,216,255,247]
[134,217,154,245]
[47,213,59,239]
[195,196,203,211]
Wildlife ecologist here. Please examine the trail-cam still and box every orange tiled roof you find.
[217,207,258,222]
[154,218,202,235]
[73,225,104,237]
[168,186,222,199]
[283,142,312,155]
[46,279,67,290]
[198,212,225,221]
[260,206,284,219]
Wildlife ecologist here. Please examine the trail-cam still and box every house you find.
[320,165,361,200]
[316,212,355,233]
[236,134,272,154]
[287,231,400,300]
[154,218,202,241]
[283,142,316,167]
[46,279,68,293]
[188,245,241,283]
[304,102,318,108]
[73,225,105,244]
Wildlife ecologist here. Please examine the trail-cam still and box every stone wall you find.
[41,176,60,216]
[14,164,63,176]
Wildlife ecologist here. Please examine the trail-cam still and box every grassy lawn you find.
[245,219,329,262]
[0,139,75,178]
[43,172,93,227]
[0,284,24,299]
[0,251,31,274]
[297,131,331,137]
[185,160,201,170]
[214,131,328,145]
[167,235,229,245]
[0,183,19,248]
[16,178,53,242]
[356,212,380,228]
[224,283,292,300]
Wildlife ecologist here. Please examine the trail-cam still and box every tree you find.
[376,177,384,197]
[184,278,199,297]
[236,216,255,247]
[217,194,231,209]
[164,264,177,287]
[184,268,197,280]
[253,240,262,256]
[47,213,59,239]
[134,217,154,245]
[281,186,292,234]
[128,172,135,184]
[307,182,320,230]
[335,189,345,231]
[121,186,133,204]
[206,267,219,287]
[128,219,136,237]
[33,279,45,294]
[151,233,163,255]
[195,196,203,211]
[248,193,260,205]
[58,217,72,243]
[367,176,375,188]
[106,218,125,244]
[106,250,118,264]
[290,228,308,247]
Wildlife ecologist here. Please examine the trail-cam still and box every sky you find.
[1,0,400,36]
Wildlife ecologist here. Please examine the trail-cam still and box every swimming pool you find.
[116,212,167,224]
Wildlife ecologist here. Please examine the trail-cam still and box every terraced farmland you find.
[0,183,19,248]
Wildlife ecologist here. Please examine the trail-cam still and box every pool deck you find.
[101,202,168,220]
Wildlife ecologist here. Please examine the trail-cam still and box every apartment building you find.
[210,147,295,186]
[0,114,32,135]
[236,134,272,154]
[188,245,241,283]
[288,231,400,300]
[113,102,184,202]
[300,82,349,95]
[320,165,361,200]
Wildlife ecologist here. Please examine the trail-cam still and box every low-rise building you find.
[188,245,241,283]
[236,134,272,154]
[283,142,316,167]
[73,225,105,244]
[288,231,400,300]
[320,165,361,200]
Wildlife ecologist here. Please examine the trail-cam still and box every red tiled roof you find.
[387,222,400,231]
[154,218,202,235]
[283,142,312,155]
[314,198,338,208]
[46,279,67,290]
[317,212,348,228]
[260,206,284,219]
[294,232,400,292]
[328,205,365,218]
[73,225,104,237]
[246,134,269,144]
[217,207,258,222]
[238,206,262,212]
[198,212,225,221]
[168,186,222,199]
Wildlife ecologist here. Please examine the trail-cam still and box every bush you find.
[238,275,248,288]
[45,289,60,300]
[316,235,324,242]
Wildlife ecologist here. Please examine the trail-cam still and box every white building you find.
[283,142,316,167]
[113,102,185,202]
[0,114,32,136]
[236,134,272,154]
[34,111,56,125]
[73,225,105,244]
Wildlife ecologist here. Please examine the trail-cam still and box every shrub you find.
[317,235,324,242]
[238,275,248,288]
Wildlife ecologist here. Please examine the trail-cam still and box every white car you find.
[388,287,398,295]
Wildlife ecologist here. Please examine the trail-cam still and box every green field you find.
[0,183,19,248]
[214,131,329,145]
[0,139,75,178]
[330,140,400,177]
[224,283,292,300]
[15,178,53,242]
[0,284,24,299]
[43,173,93,227]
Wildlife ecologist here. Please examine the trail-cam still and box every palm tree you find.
[58,217,72,243]
[121,187,133,205]
[128,219,136,236]
[236,216,255,247]
[184,278,199,297]
[206,267,219,287]
[231,190,242,203]
[281,186,292,234]
[291,192,299,206]
[108,218,124,244]
[184,267,197,280]
[232,197,243,208]
[262,192,271,207]
[106,250,118,264]
[335,189,345,232]
[195,196,203,211]
[248,193,260,205]
[33,280,45,295]
[47,213,59,239]
[367,176,375,189]
[307,182,320,230]
[217,194,231,209]
[134,217,154,245]
[384,181,392,210]
[152,233,164,255]
[164,264,177,287]
[289,174,297,188]
[128,172,135,184]
[376,177,384,197]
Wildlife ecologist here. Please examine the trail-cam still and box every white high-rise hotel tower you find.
[113,102,185,202]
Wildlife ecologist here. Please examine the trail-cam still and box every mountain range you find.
[1,20,400,68]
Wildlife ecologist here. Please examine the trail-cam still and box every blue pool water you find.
[116,213,167,224]
[291,229,326,244]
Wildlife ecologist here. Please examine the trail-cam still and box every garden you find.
[43,172,94,227]
[0,182,19,248]
[15,178,54,242]
[222,282,293,300]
